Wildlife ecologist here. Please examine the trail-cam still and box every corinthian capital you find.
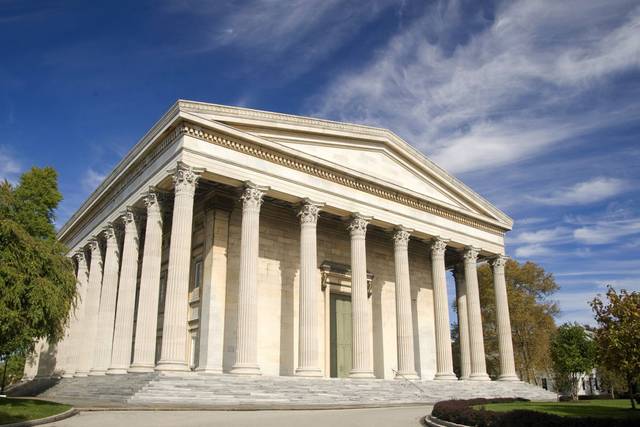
[431,237,449,257]
[347,213,370,237]
[74,250,86,265]
[240,182,268,211]
[298,199,323,225]
[171,161,203,195]
[88,237,101,254]
[463,246,480,263]
[490,255,508,269]
[393,227,412,248]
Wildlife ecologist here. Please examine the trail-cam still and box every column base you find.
[459,376,470,381]
[434,372,458,381]
[61,373,75,379]
[195,367,223,375]
[155,361,189,372]
[230,364,261,375]
[106,368,129,375]
[88,370,106,376]
[128,365,155,373]
[349,369,375,379]
[498,374,520,382]
[468,373,491,381]
[74,372,88,377]
[295,367,323,377]
[394,371,419,380]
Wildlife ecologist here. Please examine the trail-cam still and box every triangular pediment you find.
[180,101,512,229]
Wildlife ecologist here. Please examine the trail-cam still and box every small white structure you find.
[26,100,519,382]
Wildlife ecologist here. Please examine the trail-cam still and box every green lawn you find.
[476,399,640,420]
[0,398,71,425]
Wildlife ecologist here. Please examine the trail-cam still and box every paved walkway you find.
[50,406,431,427]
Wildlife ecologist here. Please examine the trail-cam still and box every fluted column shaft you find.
[431,239,457,380]
[348,214,374,378]
[296,201,323,376]
[231,184,266,375]
[75,240,103,376]
[108,210,140,374]
[59,252,90,377]
[157,163,200,371]
[393,228,417,378]
[453,265,471,380]
[130,190,163,372]
[463,247,490,380]
[492,256,519,381]
[91,226,120,375]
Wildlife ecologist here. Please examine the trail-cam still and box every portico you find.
[29,100,518,383]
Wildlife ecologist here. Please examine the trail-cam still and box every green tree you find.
[0,167,76,383]
[591,286,640,410]
[474,259,558,383]
[550,323,596,400]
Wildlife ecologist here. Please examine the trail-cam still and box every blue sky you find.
[1,0,639,326]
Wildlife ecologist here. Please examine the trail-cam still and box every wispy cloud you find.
[507,226,573,245]
[314,0,640,174]
[82,168,106,192]
[529,177,629,206]
[0,146,21,182]
[574,218,640,244]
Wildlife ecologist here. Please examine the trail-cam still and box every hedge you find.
[431,398,637,427]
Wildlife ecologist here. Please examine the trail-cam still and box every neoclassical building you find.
[25,100,518,382]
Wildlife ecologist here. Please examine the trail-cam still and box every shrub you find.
[431,398,637,427]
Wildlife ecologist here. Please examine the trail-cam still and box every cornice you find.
[180,122,508,236]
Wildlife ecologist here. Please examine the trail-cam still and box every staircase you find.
[38,372,556,408]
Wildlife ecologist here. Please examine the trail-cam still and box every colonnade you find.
[55,161,518,381]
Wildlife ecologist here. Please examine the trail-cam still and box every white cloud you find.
[82,168,106,192]
[0,146,21,182]
[313,0,640,174]
[529,177,629,206]
[514,244,554,258]
[574,218,640,244]
[507,226,572,245]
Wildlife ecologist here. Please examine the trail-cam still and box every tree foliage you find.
[0,167,76,359]
[591,286,640,409]
[550,323,596,400]
[473,259,559,383]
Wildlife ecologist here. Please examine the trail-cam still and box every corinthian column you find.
[156,162,201,371]
[91,225,120,375]
[491,256,519,381]
[393,227,417,379]
[431,238,457,380]
[130,190,164,372]
[453,265,471,380]
[60,251,90,377]
[231,183,267,375]
[463,247,490,381]
[348,214,374,378]
[75,239,103,376]
[108,209,141,374]
[295,200,323,377]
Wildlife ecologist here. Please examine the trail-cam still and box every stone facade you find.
[26,100,517,384]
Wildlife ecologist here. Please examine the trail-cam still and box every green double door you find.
[330,294,352,378]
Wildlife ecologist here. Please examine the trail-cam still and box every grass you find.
[475,399,640,420]
[0,398,71,425]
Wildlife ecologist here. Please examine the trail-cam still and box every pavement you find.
[48,406,432,427]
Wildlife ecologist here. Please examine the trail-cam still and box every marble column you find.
[75,239,103,376]
[431,238,457,380]
[197,208,230,374]
[491,256,519,381]
[157,162,201,371]
[392,227,417,379]
[59,251,90,377]
[296,200,323,377]
[463,247,490,381]
[453,264,471,380]
[231,183,267,375]
[108,209,140,374]
[130,190,164,372]
[90,224,120,375]
[348,214,374,378]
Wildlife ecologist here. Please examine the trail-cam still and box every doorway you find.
[330,293,352,378]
